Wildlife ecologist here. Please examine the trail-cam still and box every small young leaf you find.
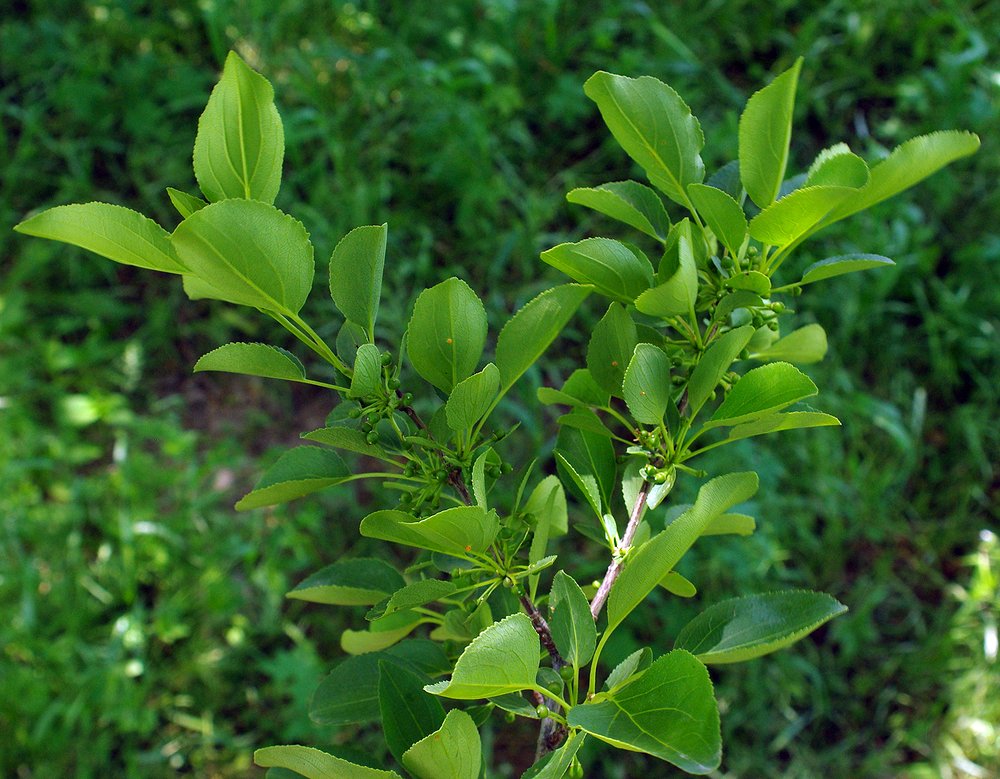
[604,647,653,691]
[555,453,603,521]
[329,224,387,340]
[302,426,394,462]
[235,446,350,511]
[687,183,747,257]
[584,71,705,208]
[254,746,400,779]
[495,284,591,396]
[567,180,671,240]
[686,325,754,419]
[622,343,672,425]
[805,144,869,188]
[446,363,500,433]
[360,507,499,558]
[14,202,187,274]
[342,611,423,655]
[166,187,208,218]
[751,323,827,363]
[705,362,817,428]
[401,709,481,779]
[549,571,597,668]
[378,661,446,765]
[724,271,771,297]
[748,185,856,247]
[538,369,610,410]
[568,650,720,774]
[725,411,840,442]
[287,558,405,606]
[674,590,848,664]
[373,579,457,619]
[349,343,383,399]
[540,238,654,303]
[407,278,487,394]
[799,253,895,285]
[634,227,698,318]
[524,474,568,539]
[587,302,638,396]
[521,730,587,779]
[555,425,616,516]
[194,51,284,203]
[171,199,314,314]
[739,58,802,209]
[659,571,697,598]
[424,613,540,699]
[194,342,306,382]
[470,447,499,509]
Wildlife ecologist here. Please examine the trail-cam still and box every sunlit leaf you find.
[567,180,671,240]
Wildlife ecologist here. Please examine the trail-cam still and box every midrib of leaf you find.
[199,223,289,312]
[237,74,251,198]
[60,218,173,268]
[604,699,703,762]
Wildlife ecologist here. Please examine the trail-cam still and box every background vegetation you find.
[1,1,997,776]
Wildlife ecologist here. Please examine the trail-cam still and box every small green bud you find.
[360,420,372,433]
[559,665,575,682]
[366,412,380,425]
[348,406,362,418]
[388,377,401,390]
[738,348,750,360]
[535,704,549,719]
[504,711,516,724]
[380,351,392,366]
[365,430,380,445]
[653,469,669,484]
[767,320,779,331]
[402,392,414,405]
[500,462,513,474]
[770,301,786,313]
[498,527,516,542]
[568,757,584,779]
[747,246,759,257]
[503,576,515,589]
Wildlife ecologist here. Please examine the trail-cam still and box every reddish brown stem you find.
[590,480,651,620]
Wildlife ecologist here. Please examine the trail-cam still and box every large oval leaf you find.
[360,506,499,558]
[687,183,747,258]
[541,238,654,303]
[549,571,597,668]
[194,51,284,204]
[622,343,672,425]
[287,558,405,606]
[567,180,671,241]
[235,446,350,510]
[254,746,400,779]
[586,302,638,396]
[329,224,387,340]
[705,362,817,428]
[635,222,698,318]
[674,590,847,664]
[171,199,314,314]
[402,709,481,779]
[379,660,447,765]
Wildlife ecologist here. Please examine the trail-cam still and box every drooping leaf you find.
[749,185,856,247]
[799,253,895,285]
[541,238,654,303]
[301,426,394,462]
[401,709,481,779]
[705,362,817,428]
[725,411,840,442]
[378,660,446,765]
[549,571,597,668]
[171,199,314,314]
[235,446,350,510]
[166,187,208,218]
[751,323,827,363]
[446,363,500,433]
[329,224,387,340]
[687,184,747,257]
[406,278,487,394]
[360,507,499,558]
[194,342,307,382]
[622,343,672,425]
[739,58,802,209]
[607,472,759,632]
[424,613,540,699]
[584,71,705,208]
[675,590,848,664]
[805,144,869,188]
[495,284,591,395]
[686,325,754,419]
[634,225,698,317]
[287,558,405,606]
[587,302,638,396]
[254,746,400,779]
[568,650,720,774]
[521,730,587,779]
[14,202,187,274]
[194,51,284,203]
[349,343,383,399]
[567,180,671,240]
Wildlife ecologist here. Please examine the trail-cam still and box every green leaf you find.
[724,271,771,297]
[360,507,499,558]
[819,131,980,227]
[521,731,587,779]
[622,343,672,425]
[555,453,602,521]
[805,144,869,188]
[254,746,400,779]
[373,579,457,619]
[725,411,840,443]
[634,225,698,318]
[342,611,423,655]
[301,425,394,463]
[235,446,350,510]
[751,323,827,363]
[799,253,895,285]
[378,660,446,765]
[171,199,314,314]
[166,187,208,218]
[14,202,187,274]
[675,590,848,664]
[555,425,616,516]
[604,647,652,692]
[748,185,856,247]
[586,303,638,396]
[194,51,284,203]
[402,710,481,779]
[686,325,754,419]
[584,71,705,208]
[407,278,487,394]
[470,447,498,509]
[349,343,382,399]
[738,58,802,208]
[194,342,306,382]
[446,363,500,433]
[287,558,405,606]
[557,409,615,438]
[659,571,697,598]
[568,650,720,774]
[541,238,654,303]
[329,224,387,340]
[687,184,747,257]
[524,474,568,537]
[567,180,671,240]
[425,613,540,699]
[538,369,610,410]
[311,653,391,725]
[549,571,597,668]
[607,472,758,632]
[705,362,817,428]
[495,284,591,396]
[702,513,756,537]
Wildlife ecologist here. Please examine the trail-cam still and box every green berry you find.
[568,757,584,779]
[348,406,362,418]
[366,412,380,425]
[365,430,379,445]
[504,711,516,724]
[388,377,401,390]
[559,665,575,682]
[380,351,392,366]
[771,301,786,313]
[402,392,414,405]
[535,704,549,719]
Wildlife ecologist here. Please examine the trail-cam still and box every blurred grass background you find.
[1,1,997,776]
